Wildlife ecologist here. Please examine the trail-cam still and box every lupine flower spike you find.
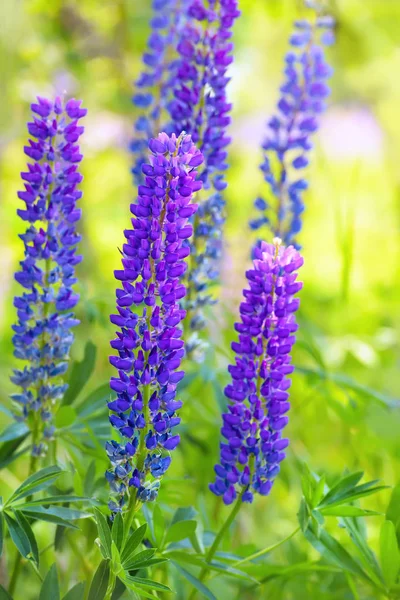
[250,14,334,247]
[131,0,190,184]
[210,239,303,505]
[11,96,86,458]
[107,132,203,514]
[168,0,240,358]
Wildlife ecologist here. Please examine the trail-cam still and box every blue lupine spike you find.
[11,96,86,457]
[107,133,203,513]
[251,13,334,247]
[210,239,303,504]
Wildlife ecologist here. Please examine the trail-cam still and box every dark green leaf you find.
[387,484,400,531]
[20,505,91,521]
[122,548,155,571]
[152,504,165,547]
[171,506,197,525]
[18,495,96,507]
[124,575,171,592]
[298,497,311,532]
[88,560,110,600]
[172,563,217,600]
[14,509,39,566]
[7,465,62,504]
[0,442,30,471]
[62,583,85,600]
[20,507,80,529]
[112,512,124,550]
[0,422,29,443]
[94,509,112,559]
[62,341,97,406]
[4,512,31,558]
[121,523,147,563]
[380,520,400,587]
[39,564,60,600]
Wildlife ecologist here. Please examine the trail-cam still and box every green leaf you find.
[88,560,110,600]
[319,471,364,507]
[121,524,147,563]
[55,406,77,429]
[301,463,318,507]
[124,575,171,593]
[380,520,400,587]
[0,502,3,557]
[76,383,111,417]
[171,506,197,525]
[122,548,156,571]
[19,508,79,529]
[0,584,13,600]
[62,583,85,600]
[0,441,30,471]
[165,519,197,545]
[172,563,217,600]
[4,512,31,558]
[320,506,382,517]
[62,341,97,406]
[342,517,382,585]
[39,564,60,600]
[386,484,400,532]
[298,497,311,532]
[0,422,29,443]
[153,504,165,547]
[7,465,62,504]
[20,505,91,521]
[112,512,124,551]
[94,509,112,559]
[304,526,369,581]
[18,495,95,507]
[14,509,39,566]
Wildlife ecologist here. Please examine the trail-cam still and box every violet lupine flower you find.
[131,0,190,184]
[210,240,303,505]
[167,0,240,357]
[11,96,86,457]
[106,132,203,512]
[250,15,334,247]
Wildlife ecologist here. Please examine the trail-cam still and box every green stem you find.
[8,553,21,595]
[232,525,300,567]
[104,569,116,600]
[188,490,244,600]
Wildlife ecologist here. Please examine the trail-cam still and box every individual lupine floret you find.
[11,96,87,457]
[210,239,303,505]
[250,14,334,247]
[166,0,240,358]
[131,0,191,184]
[107,132,203,513]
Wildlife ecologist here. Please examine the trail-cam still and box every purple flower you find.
[10,96,86,456]
[167,0,240,358]
[107,132,203,511]
[210,239,303,505]
[250,15,334,247]
[131,0,191,184]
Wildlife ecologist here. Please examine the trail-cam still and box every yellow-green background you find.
[0,0,399,598]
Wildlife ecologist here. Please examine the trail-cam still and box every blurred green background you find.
[1,0,400,598]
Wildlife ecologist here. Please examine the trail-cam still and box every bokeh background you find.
[1,0,400,598]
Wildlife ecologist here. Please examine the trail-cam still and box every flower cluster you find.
[11,96,86,456]
[250,15,334,247]
[210,240,303,505]
[131,0,190,184]
[167,0,240,357]
[107,132,203,512]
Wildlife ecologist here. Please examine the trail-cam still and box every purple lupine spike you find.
[131,0,191,184]
[166,0,240,358]
[250,14,334,247]
[11,96,86,457]
[210,239,303,505]
[107,132,203,512]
